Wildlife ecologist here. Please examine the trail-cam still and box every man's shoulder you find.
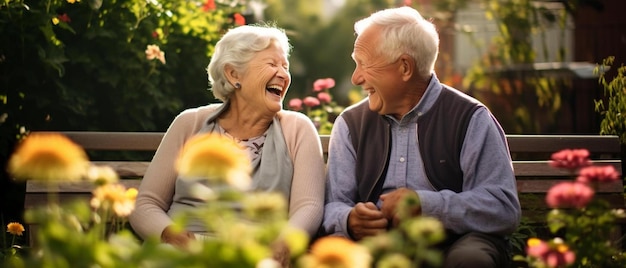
[340,97,371,117]
[440,84,484,107]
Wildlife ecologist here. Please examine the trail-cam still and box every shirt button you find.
[399,157,405,162]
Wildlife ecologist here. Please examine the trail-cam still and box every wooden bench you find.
[23,131,624,246]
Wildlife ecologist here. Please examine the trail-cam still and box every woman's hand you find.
[272,239,291,268]
[161,225,195,249]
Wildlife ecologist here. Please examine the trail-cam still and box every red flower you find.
[202,0,216,12]
[233,13,245,26]
[317,92,331,104]
[576,165,620,183]
[152,31,159,39]
[545,182,594,209]
[303,96,320,107]
[288,98,303,111]
[313,78,335,92]
[58,13,71,23]
[549,149,591,170]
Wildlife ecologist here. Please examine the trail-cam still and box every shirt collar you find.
[384,73,442,124]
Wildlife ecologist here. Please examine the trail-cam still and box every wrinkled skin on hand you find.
[347,202,389,240]
[380,188,422,228]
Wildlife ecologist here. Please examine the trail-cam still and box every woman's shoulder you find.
[169,103,223,132]
[277,109,311,124]
[175,103,222,120]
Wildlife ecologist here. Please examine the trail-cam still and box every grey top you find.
[323,74,521,237]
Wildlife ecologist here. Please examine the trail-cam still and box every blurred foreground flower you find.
[545,181,594,209]
[299,236,372,268]
[176,133,252,190]
[86,165,120,185]
[576,165,620,183]
[526,238,575,268]
[91,183,138,218]
[7,133,89,181]
[549,149,591,170]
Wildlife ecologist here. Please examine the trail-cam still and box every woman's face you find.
[238,43,291,114]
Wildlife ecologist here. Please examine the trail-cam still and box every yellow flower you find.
[242,192,286,220]
[66,0,80,3]
[7,222,25,236]
[92,184,128,204]
[8,133,89,181]
[91,184,137,217]
[125,187,138,199]
[52,17,60,25]
[302,236,372,268]
[176,133,251,189]
[86,165,119,185]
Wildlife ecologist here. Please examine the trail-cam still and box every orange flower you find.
[302,236,371,268]
[202,0,216,12]
[7,222,25,236]
[8,133,89,181]
[233,13,245,26]
[176,133,251,190]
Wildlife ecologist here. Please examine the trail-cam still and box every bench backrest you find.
[24,132,623,219]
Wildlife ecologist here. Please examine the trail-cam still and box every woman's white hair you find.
[207,24,291,101]
[354,6,439,79]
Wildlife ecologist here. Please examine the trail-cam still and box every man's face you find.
[350,26,404,116]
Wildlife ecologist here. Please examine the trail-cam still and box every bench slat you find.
[506,134,621,153]
[514,160,621,176]
[48,131,164,151]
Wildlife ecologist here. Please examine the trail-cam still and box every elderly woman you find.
[129,25,325,255]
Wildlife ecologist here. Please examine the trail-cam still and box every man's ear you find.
[399,54,414,81]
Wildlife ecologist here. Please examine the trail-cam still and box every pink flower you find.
[288,98,303,111]
[549,149,591,170]
[303,96,320,107]
[313,78,335,92]
[545,182,594,209]
[317,92,331,103]
[526,238,550,259]
[526,238,576,268]
[233,13,245,26]
[576,165,620,183]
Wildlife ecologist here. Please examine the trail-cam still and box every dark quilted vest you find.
[341,85,482,202]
